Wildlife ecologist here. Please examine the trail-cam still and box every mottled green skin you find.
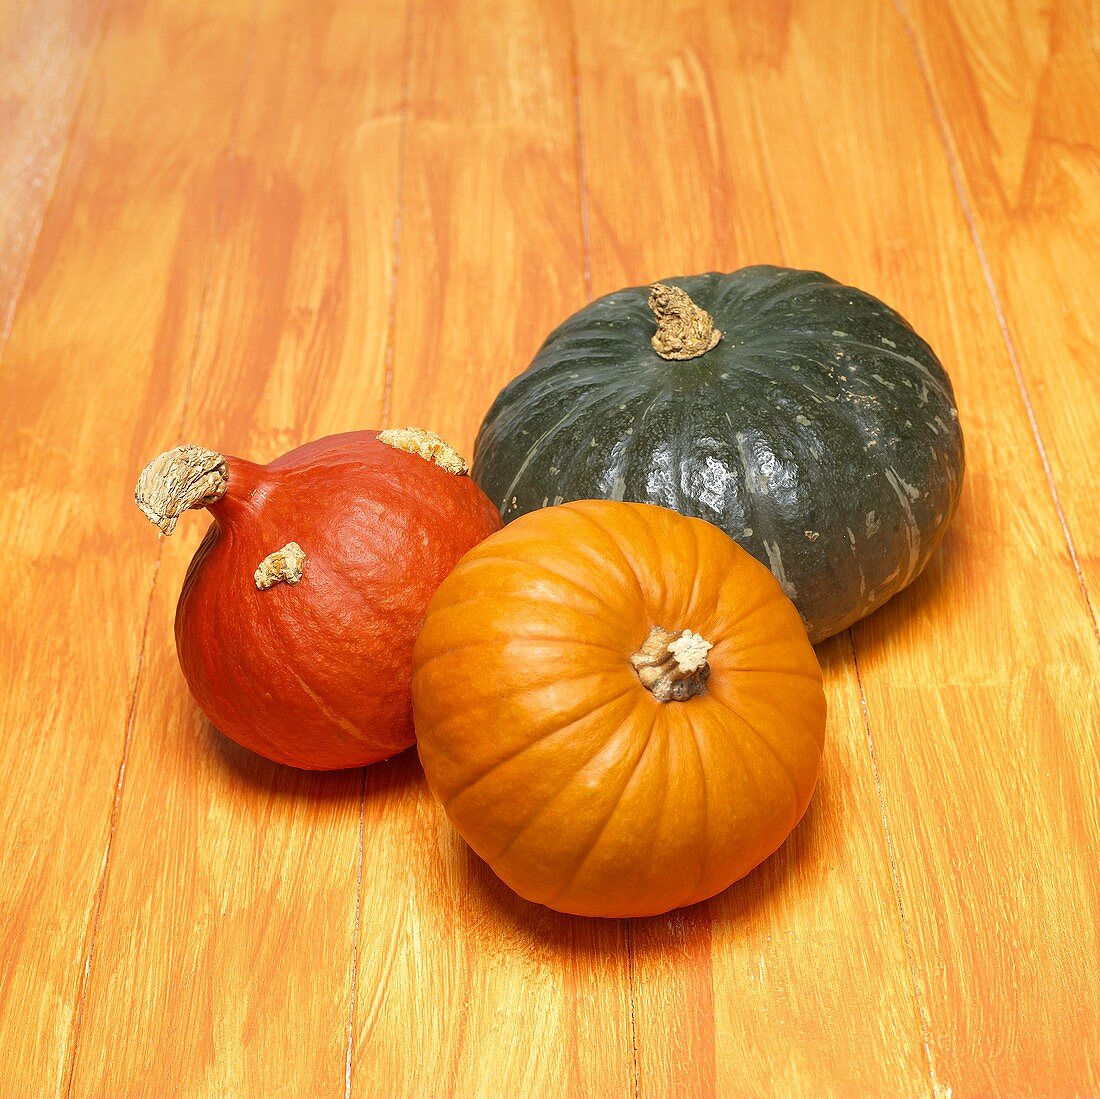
[472,266,965,641]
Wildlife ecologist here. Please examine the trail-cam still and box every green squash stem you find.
[648,283,721,360]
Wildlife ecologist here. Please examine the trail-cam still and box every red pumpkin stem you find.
[135,443,272,533]
[134,445,229,535]
[631,625,713,702]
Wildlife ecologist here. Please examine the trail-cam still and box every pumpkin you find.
[134,429,501,769]
[472,267,965,641]
[412,499,826,918]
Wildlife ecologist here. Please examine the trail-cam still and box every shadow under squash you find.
[441,513,960,950]
[197,567,841,951]
[202,720,422,809]
[837,520,971,663]
[453,764,831,961]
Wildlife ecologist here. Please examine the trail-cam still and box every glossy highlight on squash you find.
[412,500,827,918]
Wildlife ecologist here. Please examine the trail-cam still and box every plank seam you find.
[625,922,641,1099]
[742,62,940,1097]
[62,551,159,1099]
[61,3,263,1089]
[344,769,369,1099]
[892,0,1100,646]
[379,0,416,428]
[347,8,414,1090]
[849,632,942,1099]
[567,6,639,1096]
[0,0,114,372]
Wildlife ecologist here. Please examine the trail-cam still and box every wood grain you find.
[65,0,408,1093]
[573,4,934,1095]
[353,2,635,1096]
[0,0,107,343]
[0,0,258,1092]
[723,1,1100,1094]
[898,0,1100,622]
[1,0,1097,1096]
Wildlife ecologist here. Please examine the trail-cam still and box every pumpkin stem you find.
[378,427,468,474]
[631,626,713,702]
[648,284,721,361]
[134,444,228,536]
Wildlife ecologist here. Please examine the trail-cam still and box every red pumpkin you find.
[412,500,826,917]
[135,429,501,769]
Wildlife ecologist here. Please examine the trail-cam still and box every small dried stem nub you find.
[378,428,468,474]
[254,542,306,590]
[631,626,713,702]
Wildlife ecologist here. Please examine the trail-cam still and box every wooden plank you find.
[0,1,256,1092]
[573,4,934,1096]
[0,0,108,343]
[714,1,1099,1094]
[352,2,636,1096]
[66,1,409,1094]
[897,0,1100,618]
[2,1,1093,1094]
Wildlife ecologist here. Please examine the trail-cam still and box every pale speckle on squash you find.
[763,540,796,599]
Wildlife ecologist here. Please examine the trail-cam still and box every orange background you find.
[1,0,1097,1095]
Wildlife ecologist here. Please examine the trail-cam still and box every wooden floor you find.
[2,1,1098,1096]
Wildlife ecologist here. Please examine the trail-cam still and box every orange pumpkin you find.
[412,500,826,918]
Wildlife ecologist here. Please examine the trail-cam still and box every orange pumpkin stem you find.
[630,625,713,702]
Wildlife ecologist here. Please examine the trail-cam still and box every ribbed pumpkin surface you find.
[412,500,826,918]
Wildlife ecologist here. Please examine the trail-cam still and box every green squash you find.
[472,266,964,641]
